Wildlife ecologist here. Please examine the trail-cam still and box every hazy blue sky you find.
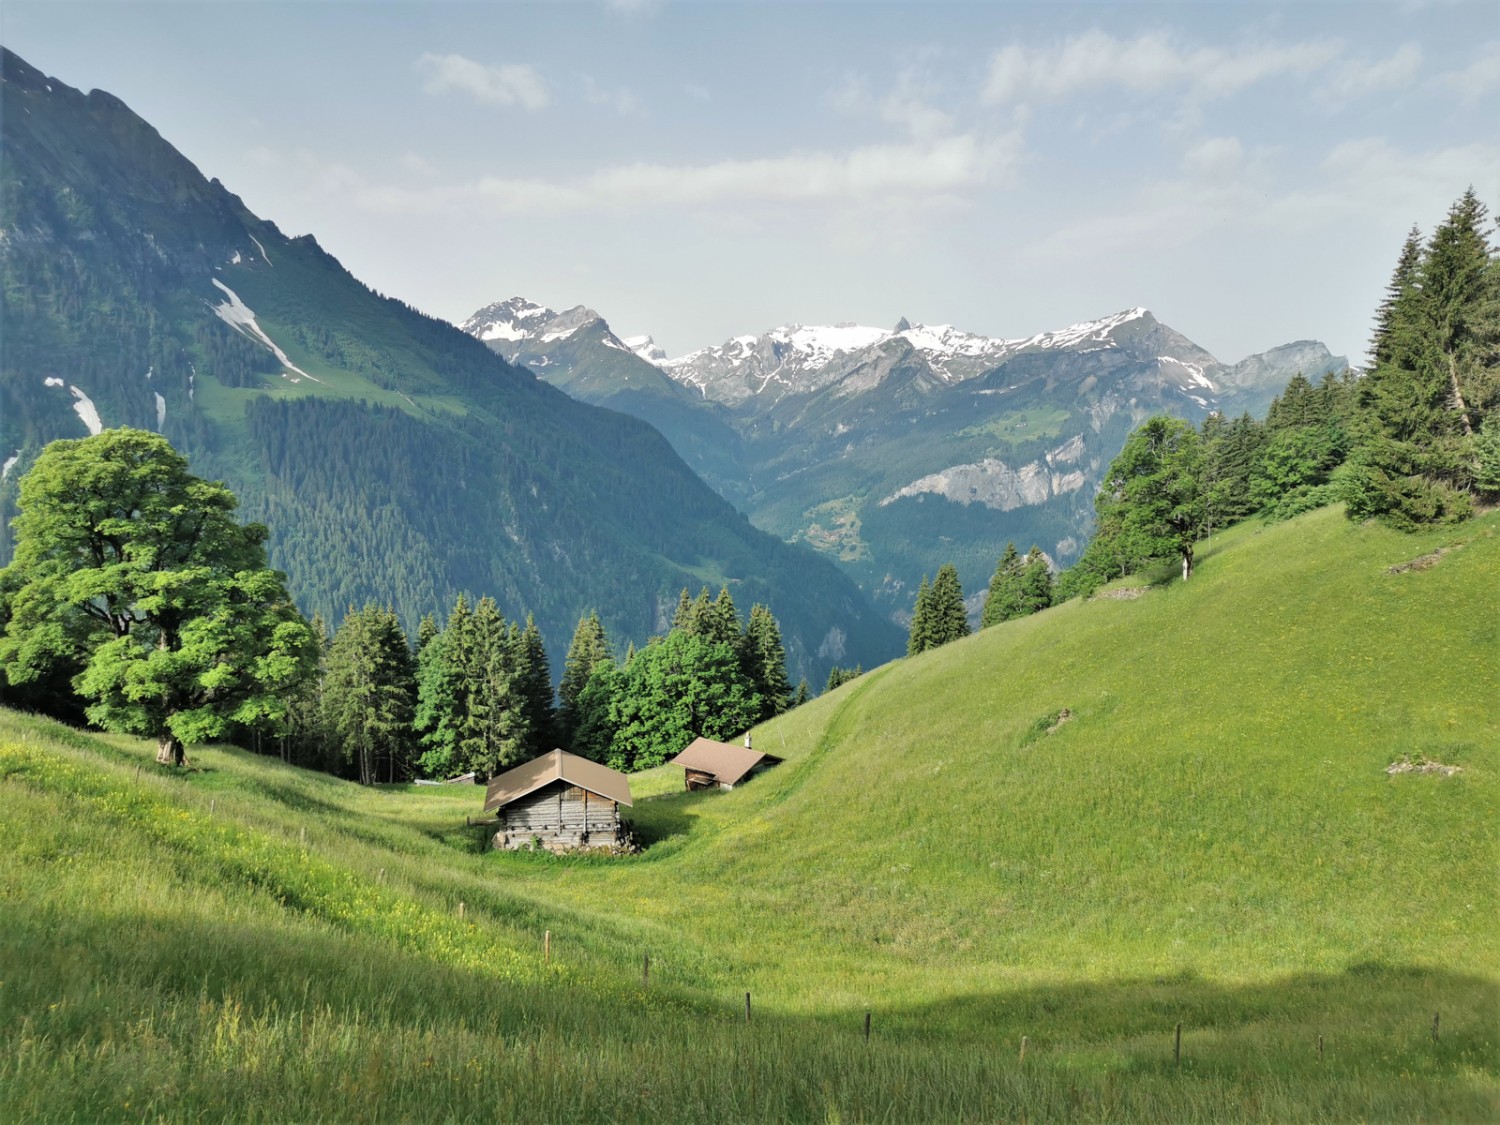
[4,1,1496,363]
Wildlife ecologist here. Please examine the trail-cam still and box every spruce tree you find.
[981,543,1023,627]
[324,605,415,785]
[792,678,811,707]
[1019,547,1053,616]
[906,575,932,656]
[928,563,970,645]
[741,603,791,719]
[1346,191,1497,527]
[557,611,610,748]
[704,586,742,647]
[1370,224,1424,368]
[516,614,554,757]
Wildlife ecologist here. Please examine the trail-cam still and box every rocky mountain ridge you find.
[461,293,1348,623]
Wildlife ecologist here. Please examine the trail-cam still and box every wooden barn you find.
[669,735,782,791]
[483,749,633,852]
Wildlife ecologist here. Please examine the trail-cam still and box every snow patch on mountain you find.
[69,386,103,435]
[209,279,322,384]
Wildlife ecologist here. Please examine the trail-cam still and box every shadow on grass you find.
[627,790,706,850]
[6,899,1495,1119]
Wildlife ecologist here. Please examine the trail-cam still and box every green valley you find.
[3,505,1495,1121]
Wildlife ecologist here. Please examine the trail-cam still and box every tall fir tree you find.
[557,611,610,748]
[1370,224,1425,369]
[1346,190,1498,527]
[741,603,791,719]
[516,614,554,757]
[906,575,932,656]
[981,543,1023,627]
[323,605,415,785]
[1019,547,1054,616]
[927,564,970,646]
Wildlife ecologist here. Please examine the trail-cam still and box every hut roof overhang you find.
[668,737,782,788]
[484,749,633,814]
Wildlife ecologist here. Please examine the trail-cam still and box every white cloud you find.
[1435,41,1500,103]
[415,53,549,110]
[982,30,1342,106]
[833,68,954,142]
[583,76,645,116]
[267,133,1018,218]
[1021,136,1500,269]
[1316,44,1424,106]
[1181,136,1245,180]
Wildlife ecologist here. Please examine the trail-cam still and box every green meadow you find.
[2,506,1496,1121]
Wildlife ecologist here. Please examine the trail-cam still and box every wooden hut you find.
[669,735,782,791]
[483,749,632,851]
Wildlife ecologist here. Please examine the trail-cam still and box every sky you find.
[4,0,1497,364]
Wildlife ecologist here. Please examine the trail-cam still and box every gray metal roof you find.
[668,737,781,787]
[483,749,633,813]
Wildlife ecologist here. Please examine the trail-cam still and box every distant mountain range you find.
[462,298,1348,620]
[0,47,902,681]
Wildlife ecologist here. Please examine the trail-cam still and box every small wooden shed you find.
[483,749,633,852]
[669,735,782,791]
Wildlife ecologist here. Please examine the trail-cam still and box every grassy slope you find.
[2,506,1496,1122]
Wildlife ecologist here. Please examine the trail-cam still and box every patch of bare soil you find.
[1092,586,1146,601]
[1045,708,1073,735]
[1386,757,1463,778]
[1387,546,1454,574]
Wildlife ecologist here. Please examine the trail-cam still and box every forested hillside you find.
[0,48,901,681]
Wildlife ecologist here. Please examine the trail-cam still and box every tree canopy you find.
[0,429,316,764]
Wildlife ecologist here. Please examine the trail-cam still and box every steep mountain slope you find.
[461,298,749,503]
[0,48,901,679]
[464,297,1347,619]
[4,506,1494,1120]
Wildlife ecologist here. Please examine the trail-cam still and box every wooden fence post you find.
[378,868,386,884]
[745,992,751,1023]
[864,1011,871,1042]
[1020,1035,1029,1063]
[209,799,215,815]
[299,825,306,846]
[1317,1034,1324,1062]
[1174,1022,1182,1066]
[458,901,465,921]
[1432,1012,1440,1043]
[643,953,650,989]
[544,930,551,965]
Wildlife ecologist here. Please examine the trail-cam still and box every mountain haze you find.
[0,48,901,680]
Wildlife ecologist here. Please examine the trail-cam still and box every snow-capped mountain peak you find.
[460,296,556,342]
[623,335,668,365]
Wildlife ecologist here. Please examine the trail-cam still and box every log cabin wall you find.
[496,780,623,850]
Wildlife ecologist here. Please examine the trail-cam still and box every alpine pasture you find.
[2,506,1495,1122]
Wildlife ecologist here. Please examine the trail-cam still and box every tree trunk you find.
[1450,355,1475,437]
[156,736,184,766]
[1181,546,1193,582]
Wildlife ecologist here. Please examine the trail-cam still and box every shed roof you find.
[484,749,633,814]
[668,737,782,788]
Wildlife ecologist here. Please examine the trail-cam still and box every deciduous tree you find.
[0,430,315,765]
